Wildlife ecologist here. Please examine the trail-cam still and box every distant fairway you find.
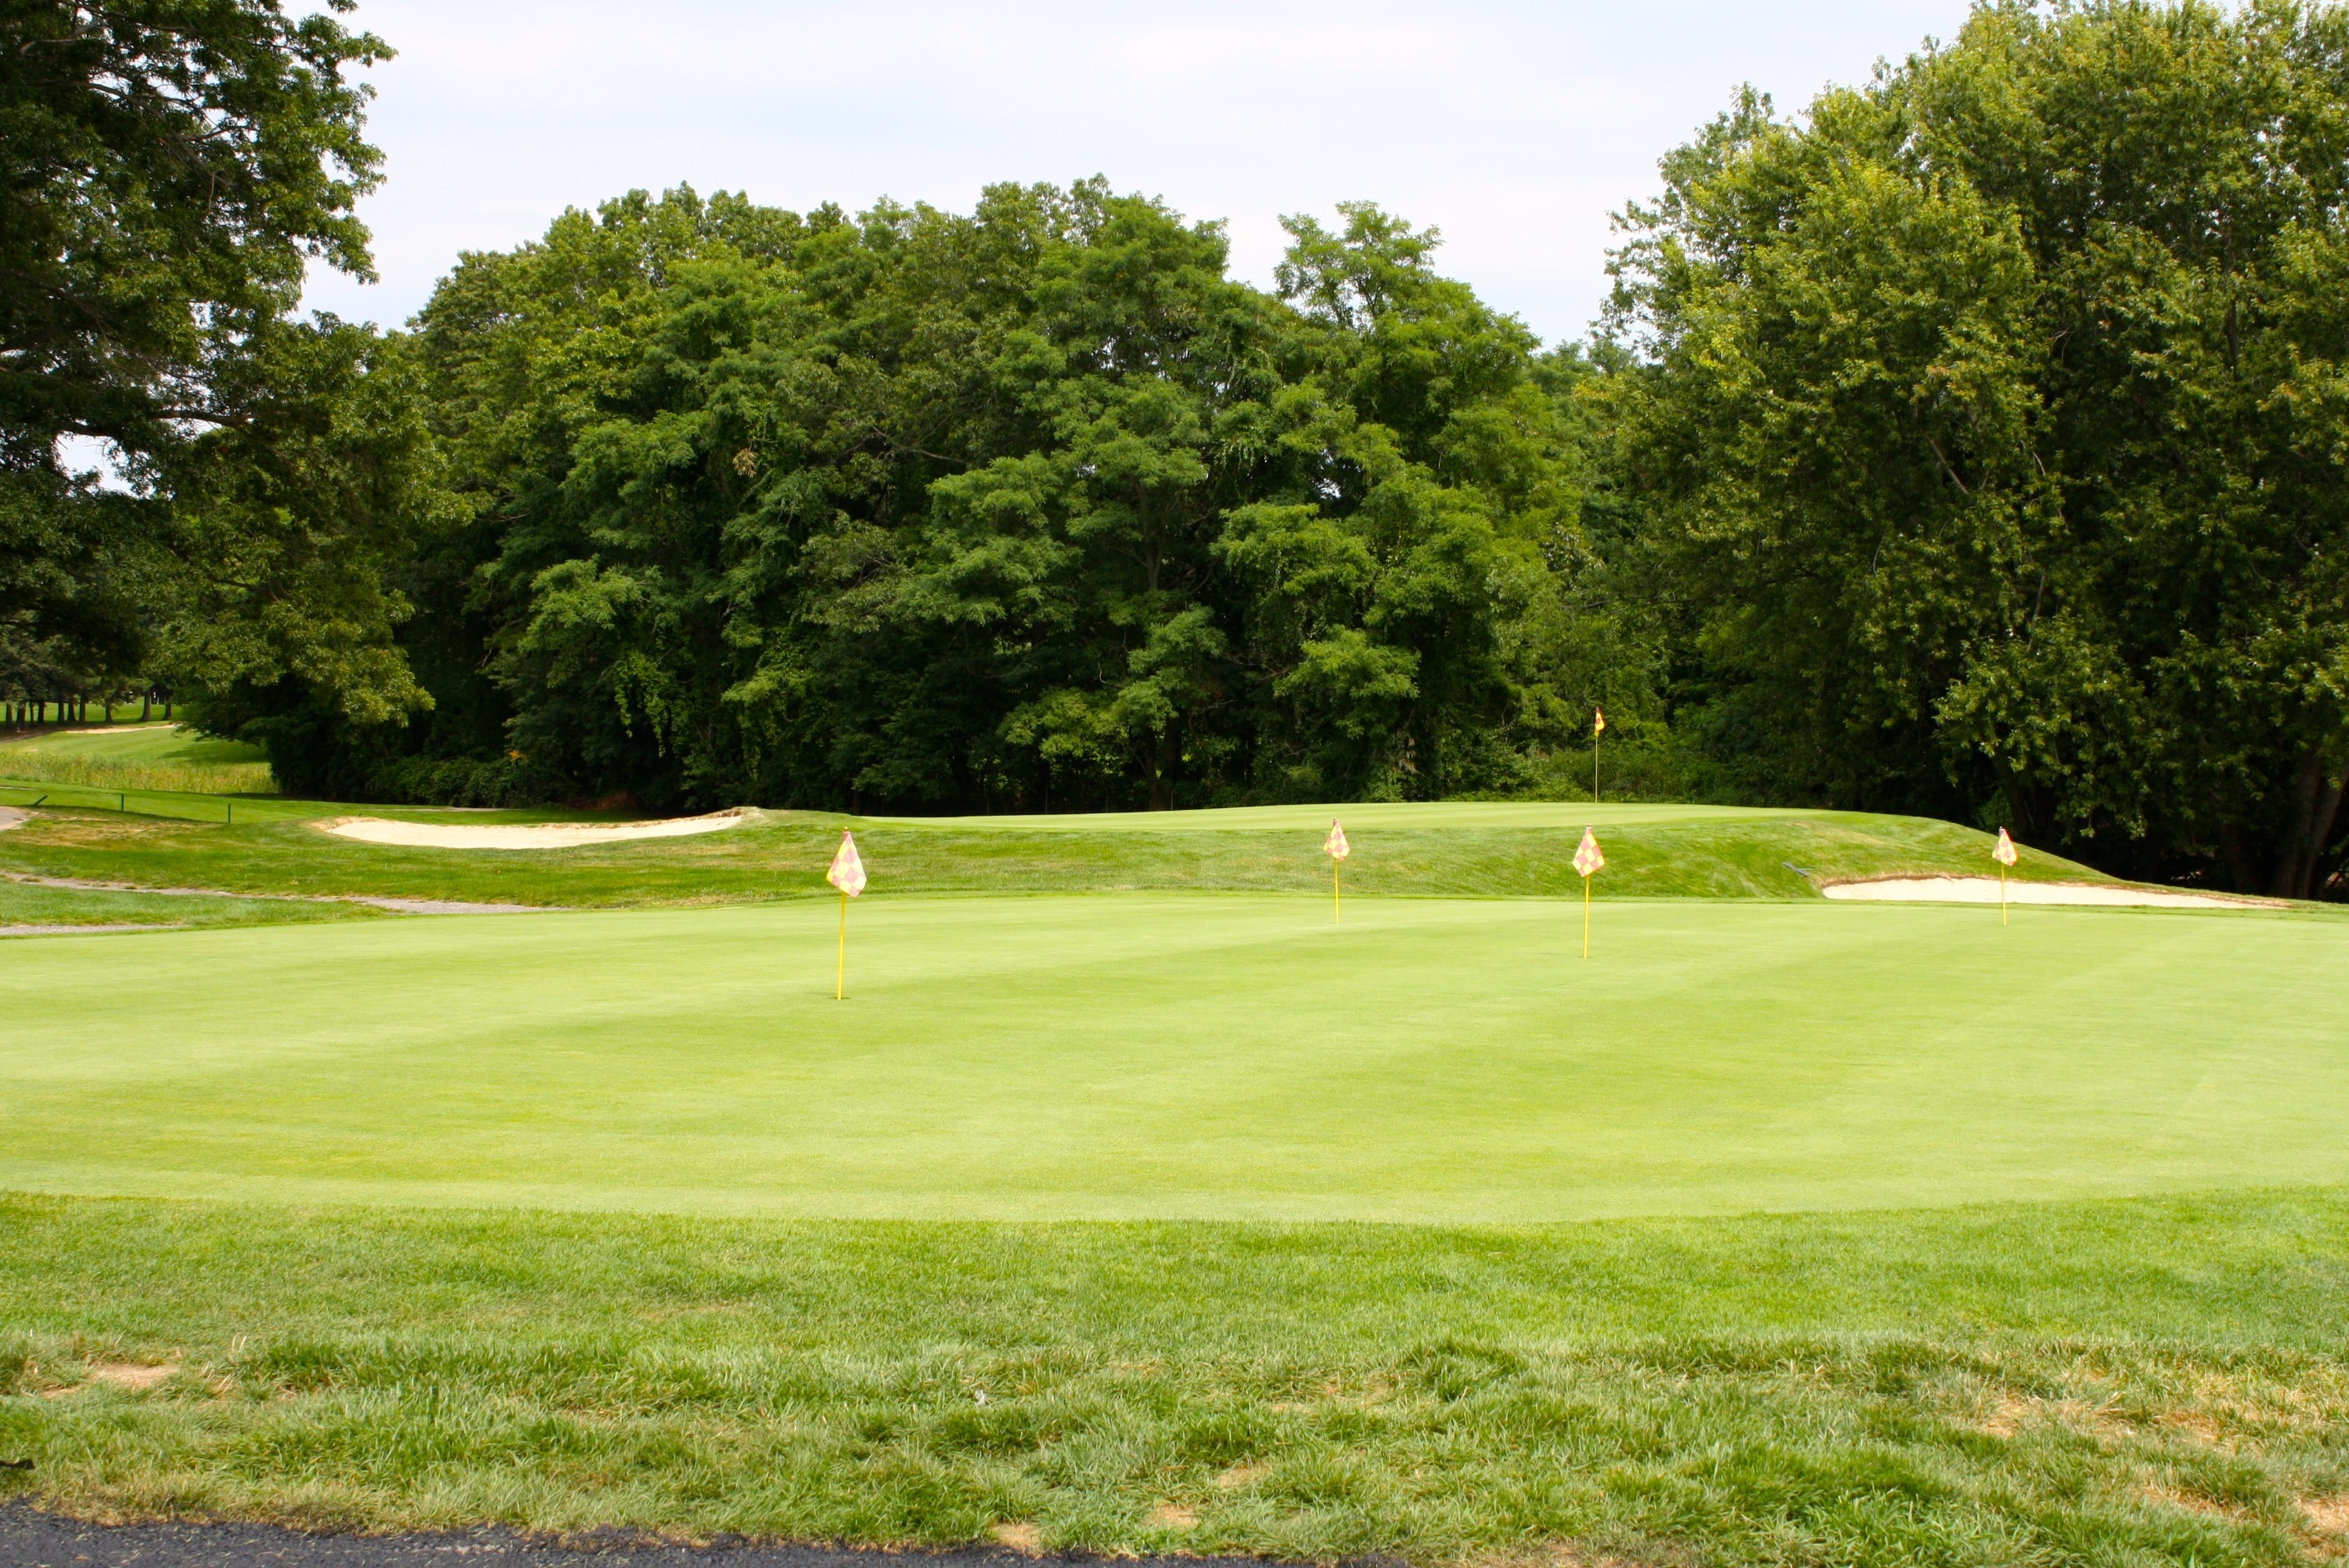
[6,893,2341,1220]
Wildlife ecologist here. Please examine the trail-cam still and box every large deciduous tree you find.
[2,1,435,726]
[1612,0,2349,896]
[264,181,1601,811]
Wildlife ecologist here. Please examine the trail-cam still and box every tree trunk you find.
[1146,727,1180,811]
[2311,771,2347,898]
[2218,819,2258,893]
[2268,751,2346,900]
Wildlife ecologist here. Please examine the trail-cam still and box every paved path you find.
[0,1505,1272,1568]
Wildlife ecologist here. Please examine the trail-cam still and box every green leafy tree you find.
[346,183,1598,812]
[1,0,424,726]
[1613,1,2349,895]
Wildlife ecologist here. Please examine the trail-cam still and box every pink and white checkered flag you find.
[1573,826,1604,878]
[1324,819,1350,861]
[827,830,867,897]
[1993,827,2019,867]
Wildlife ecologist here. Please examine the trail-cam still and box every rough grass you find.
[0,725,274,798]
[5,1189,2349,1564]
[0,802,2116,911]
[0,878,388,936]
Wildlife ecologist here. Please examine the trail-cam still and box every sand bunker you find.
[323,808,747,850]
[1823,875,2275,910]
[0,807,26,833]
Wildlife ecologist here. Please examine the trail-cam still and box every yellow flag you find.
[1992,827,2019,867]
[1593,706,1607,737]
[1323,819,1351,861]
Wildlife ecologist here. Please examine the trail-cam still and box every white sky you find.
[305,0,1978,348]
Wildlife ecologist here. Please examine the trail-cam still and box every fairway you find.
[6,894,2341,1221]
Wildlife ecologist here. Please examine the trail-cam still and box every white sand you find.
[321,808,747,850]
[1821,875,2275,909]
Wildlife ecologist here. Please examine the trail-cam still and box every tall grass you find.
[0,736,274,797]
[0,751,274,797]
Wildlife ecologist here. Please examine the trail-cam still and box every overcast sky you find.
[305,0,1979,348]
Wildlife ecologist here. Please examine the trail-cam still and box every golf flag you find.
[1574,826,1605,877]
[1593,706,1606,737]
[1325,817,1350,922]
[1592,706,1607,800]
[827,830,864,999]
[1574,826,1603,958]
[1992,826,2017,927]
[827,830,868,897]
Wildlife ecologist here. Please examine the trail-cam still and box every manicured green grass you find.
[0,800,2119,910]
[3,802,2339,1564]
[3,894,2341,1219]
[5,1189,2349,1562]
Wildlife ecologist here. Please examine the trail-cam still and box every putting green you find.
[4,894,2340,1221]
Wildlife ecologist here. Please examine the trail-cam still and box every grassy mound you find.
[0,798,2114,912]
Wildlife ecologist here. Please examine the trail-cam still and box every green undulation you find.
[0,798,2114,910]
[2,895,2341,1219]
[5,1189,2349,1562]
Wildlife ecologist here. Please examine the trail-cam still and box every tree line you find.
[6,0,2346,897]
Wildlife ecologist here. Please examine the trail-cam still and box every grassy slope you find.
[4,895,2343,1219]
[5,1189,2348,1563]
[0,802,2120,910]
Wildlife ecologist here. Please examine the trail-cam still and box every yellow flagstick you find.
[836,889,848,998]
[1323,818,1351,926]
[1573,826,1604,959]
[1992,826,2018,928]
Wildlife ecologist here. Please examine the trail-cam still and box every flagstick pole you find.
[1334,860,1341,924]
[2000,866,2008,927]
[1582,875,1592,959]
[1593,732,1600,803]
[835,890,847,999]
